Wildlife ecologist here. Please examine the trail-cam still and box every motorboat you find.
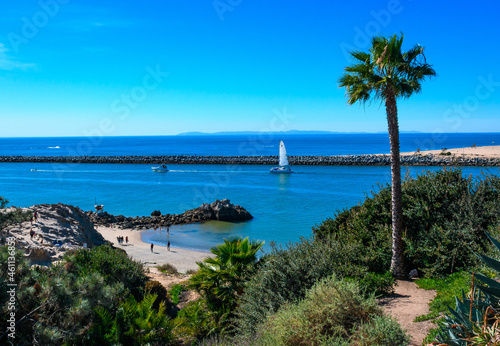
[152,164,168,173]
[270,141,293,173]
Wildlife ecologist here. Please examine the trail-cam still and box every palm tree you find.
[189,237,264,333]
[339,34,435,277]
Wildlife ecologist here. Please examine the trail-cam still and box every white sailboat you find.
[270,141,293,173]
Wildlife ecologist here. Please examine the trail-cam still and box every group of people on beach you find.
[116,236,128,244]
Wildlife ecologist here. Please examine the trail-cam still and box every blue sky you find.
[0,0,499,137]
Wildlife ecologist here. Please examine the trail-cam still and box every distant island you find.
[176,130,423,136]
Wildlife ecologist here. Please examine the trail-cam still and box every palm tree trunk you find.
[385,90,405,278]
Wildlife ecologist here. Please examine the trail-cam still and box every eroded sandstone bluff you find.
[1,154,500,166]
[89,199,253,229]
[2,203,109,263]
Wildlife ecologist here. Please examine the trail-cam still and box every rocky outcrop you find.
[2,203,109,264]
[1,154,499,166]
[89,199,253,229]
[209,199,253,221]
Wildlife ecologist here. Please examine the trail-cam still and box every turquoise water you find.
[1,162,497,252]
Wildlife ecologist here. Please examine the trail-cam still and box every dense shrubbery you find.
[235,237,395,337]
[314,169,500,277]
[253,275,409,345]
[64,244,148,299]
[0,245,171,345]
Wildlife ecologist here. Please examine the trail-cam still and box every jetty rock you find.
[3,203,109,263]
[186,199,253,222]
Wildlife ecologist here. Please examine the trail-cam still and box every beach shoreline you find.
[96,226,211,273]
[399,145,500,158]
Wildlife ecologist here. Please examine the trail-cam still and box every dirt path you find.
[379,280,436,346]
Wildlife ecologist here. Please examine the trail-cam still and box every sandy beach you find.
[400,145,500,158]
[96,226,212,273]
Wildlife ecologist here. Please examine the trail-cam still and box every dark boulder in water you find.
[210,199,253,221]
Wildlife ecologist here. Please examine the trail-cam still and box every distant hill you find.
[177,130,422,136]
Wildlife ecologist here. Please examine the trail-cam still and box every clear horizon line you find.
[1,131,500,138]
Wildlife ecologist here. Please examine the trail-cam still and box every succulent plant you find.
[437,232,500,345]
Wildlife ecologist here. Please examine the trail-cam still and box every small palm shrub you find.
[175,300,214,342]
[169,284,186,305]
[92,294,175,345]
[188,237,264,336]
[145,280,169,309]
[252,275,409,345]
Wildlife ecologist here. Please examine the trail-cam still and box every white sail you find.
[279,140,289,166]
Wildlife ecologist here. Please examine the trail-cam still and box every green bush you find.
[235,237,393,338]
[251,275,409,345]
[314,169,500,277]
[0,244,151,345]
[157,263,178,274]
[175,300,214,342]
[353,314,410,345]
[64,245,148,299]
[355,271,395,296]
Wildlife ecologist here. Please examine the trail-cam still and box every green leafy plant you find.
[189,237,264,336]
[0,245,150,345]
[64,244,147,299]
[169,284,186,305]
[145,280,169,309]
[415,271,472,322]
[92,294,175,345]
[252,275,409,345]
[314,169,500,277]
[437,232,500,345]
[235,236,395,338]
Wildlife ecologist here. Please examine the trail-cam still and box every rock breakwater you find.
[1,154,499,166]
[89,199,253,230]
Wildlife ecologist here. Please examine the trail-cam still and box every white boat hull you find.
[152,164,168,173]
[270,166,293,174]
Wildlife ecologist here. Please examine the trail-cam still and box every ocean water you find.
[1,133,499,157]
[1,134,499,252]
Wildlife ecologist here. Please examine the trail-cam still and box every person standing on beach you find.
[167,240,170,251]
[151,243,154,252]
